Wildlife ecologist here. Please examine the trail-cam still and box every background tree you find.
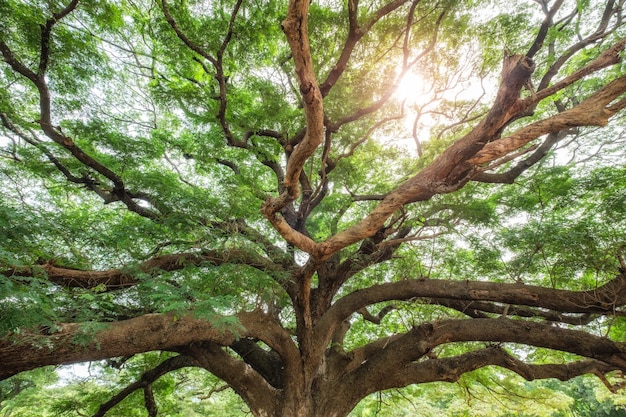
[1,0,626,416]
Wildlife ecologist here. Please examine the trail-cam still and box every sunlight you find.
[394,67,427,105]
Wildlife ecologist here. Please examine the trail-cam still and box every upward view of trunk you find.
[2,0,626,415]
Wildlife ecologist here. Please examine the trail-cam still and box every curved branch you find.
[93,355,198,417]
[183,342,281,417]
[318,273,626,345]
[0,309,295,381]
[231,338,285,388]
[260,0,325,256]
[376,347,621,393]
[346,318,626,395]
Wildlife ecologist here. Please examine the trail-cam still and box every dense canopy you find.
[1,0,626,416]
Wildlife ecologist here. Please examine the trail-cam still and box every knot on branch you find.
[501,54,535,88]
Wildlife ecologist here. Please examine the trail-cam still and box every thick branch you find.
[0,310,291,380]
[319,274,626,345]
[471,73,626,165]
[314,55,536,259]
[260,0,324,255]
[4,249,285,290]
[347,318,626,395]
[378,347,620,392]
[231,339,285,389]
[183,342,281,416]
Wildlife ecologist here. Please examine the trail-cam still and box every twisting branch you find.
[260,0,325,257]
[161,0,288,189]
[528,36,626,106]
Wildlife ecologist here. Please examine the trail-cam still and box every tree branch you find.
[0,310,294,380]
[92,355,198,417]
[378,347,621,393]
[182,342,281,416]
[430,297,597,325]
[318,273,626,346]
[4,249,286,290]
[471,73,626,166]
[260,0,325,257]
[345,318,626,397]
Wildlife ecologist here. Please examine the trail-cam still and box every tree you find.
[1,0,626,415]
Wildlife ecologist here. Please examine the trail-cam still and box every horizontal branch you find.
[378,347,620,392]
[346,318,626,395]
[318,274,626,346]
[4,249,285,290]
[431,297,597,325]
[0,309,295,381]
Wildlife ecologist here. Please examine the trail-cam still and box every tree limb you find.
[92,355,198,417]
[4,249,286,290]
[377,347,621,393]
[319,273,626,346]
[0,309,295,381]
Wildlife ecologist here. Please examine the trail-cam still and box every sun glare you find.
[394,68,427,104]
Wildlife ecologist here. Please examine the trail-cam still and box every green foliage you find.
[0,355,249,417]
[1,0,626,415]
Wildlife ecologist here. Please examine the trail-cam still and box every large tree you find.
[2,0,626,415]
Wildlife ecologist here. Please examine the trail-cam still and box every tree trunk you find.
[250,387,357,417]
